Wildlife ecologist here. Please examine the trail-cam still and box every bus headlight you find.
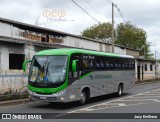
[28,89,33,94]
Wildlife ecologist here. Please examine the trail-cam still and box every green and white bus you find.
[23,48,135,104]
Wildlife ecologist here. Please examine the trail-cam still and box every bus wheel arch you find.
[79,87,90,105]
[117,83,123,96]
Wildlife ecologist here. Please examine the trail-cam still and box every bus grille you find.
[32,96,56,100]
[35,92,53,95]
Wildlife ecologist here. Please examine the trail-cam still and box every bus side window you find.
[106,62,109,68]
[106,57,114,70]
[89,60,93,68]
[114,58,118,70]
[114,58,122,70]
[129,59,135,69]
[95,56,100,70]
[124,59,129,69]
[96,63,100,69]
[118,58,122,70]
[83,60,88,69]
[95,56,105,70]
[101,56,105,70]
[110,63,113,69]
[101,60,104,69]
[132,60,135,69]
[122,58,125,69]
[82,55,95,70]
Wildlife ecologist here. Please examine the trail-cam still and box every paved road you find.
[70,87,160,113]
[1,82,160,122]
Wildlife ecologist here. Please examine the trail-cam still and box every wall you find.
[0,43,9,70]
[0,21,139,56]
[0,22,12,37]
[135,60,156,81]
[135,60,138,81]
[156,62,160,79]
[143,61,155,80]
[64,36,129,54]
[0,70,28,94]
[126,49,139,58]
[24,44,35,61]
[114,46,126,55]
[0,43,54,95]
[0,22,25,39]
[64,36,99,51]
[0,43,36,95]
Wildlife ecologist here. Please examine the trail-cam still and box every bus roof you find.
[35,48,134,59]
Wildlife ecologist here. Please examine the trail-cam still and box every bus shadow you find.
[31,93,130,110]
[88,93,129,104]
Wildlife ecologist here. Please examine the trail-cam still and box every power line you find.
[84,0,97,12]
[84,0,108,19]
[106,0,112,5]
[114,4,126,23]
[71,0,101,24]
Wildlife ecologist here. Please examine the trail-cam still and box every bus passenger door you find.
[68,54,81,101]
[68,54,81,84]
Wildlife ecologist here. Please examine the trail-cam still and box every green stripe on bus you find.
[28,81,68,93]
[35,48,126,58]
[79,71,93,80]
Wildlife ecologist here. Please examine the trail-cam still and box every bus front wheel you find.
[79,91,87,105]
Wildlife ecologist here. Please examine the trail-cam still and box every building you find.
[135,58,156,82]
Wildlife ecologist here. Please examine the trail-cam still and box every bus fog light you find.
[60,97,64,101]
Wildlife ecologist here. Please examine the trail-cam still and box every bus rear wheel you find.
[117,84,123,96]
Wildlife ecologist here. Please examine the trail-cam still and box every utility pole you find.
[112,2,115,53]
[155,50,156,60]
[144,45,145,58]
[155,50,157,78]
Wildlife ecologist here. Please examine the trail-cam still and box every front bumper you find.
[28,89,67,103]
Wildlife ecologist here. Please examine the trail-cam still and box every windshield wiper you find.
[45,61,49,76]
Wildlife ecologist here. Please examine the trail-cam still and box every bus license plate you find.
[40,96,46,100]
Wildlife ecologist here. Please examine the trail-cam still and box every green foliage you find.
[115,22,146,50]
[81,22,112,40]
[81,22,153,59]
[157,59,160,63]
[115,22,153,58]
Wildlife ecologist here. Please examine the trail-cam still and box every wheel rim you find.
[80,92,86,104]
[118,86,122,96]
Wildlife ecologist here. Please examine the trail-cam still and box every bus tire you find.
[79,90,87,105]
[117,84,123,96]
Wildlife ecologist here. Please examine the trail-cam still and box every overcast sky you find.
[0,0,160,58]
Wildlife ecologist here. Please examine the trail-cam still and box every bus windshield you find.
[29,55,67,84]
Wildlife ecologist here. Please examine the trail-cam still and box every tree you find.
[81,22,153,59]
[81,22,112,42]
[115,22,153,58]
[142,42,154,59]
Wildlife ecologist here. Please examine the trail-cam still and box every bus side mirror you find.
[72,60,78,73]
[22,60,32,72]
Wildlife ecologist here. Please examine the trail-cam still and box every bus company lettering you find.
[95,74,112,79]
[89,74,112,80]
[83,55,95,60]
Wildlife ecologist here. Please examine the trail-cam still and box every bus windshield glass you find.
[29,55,67,84]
